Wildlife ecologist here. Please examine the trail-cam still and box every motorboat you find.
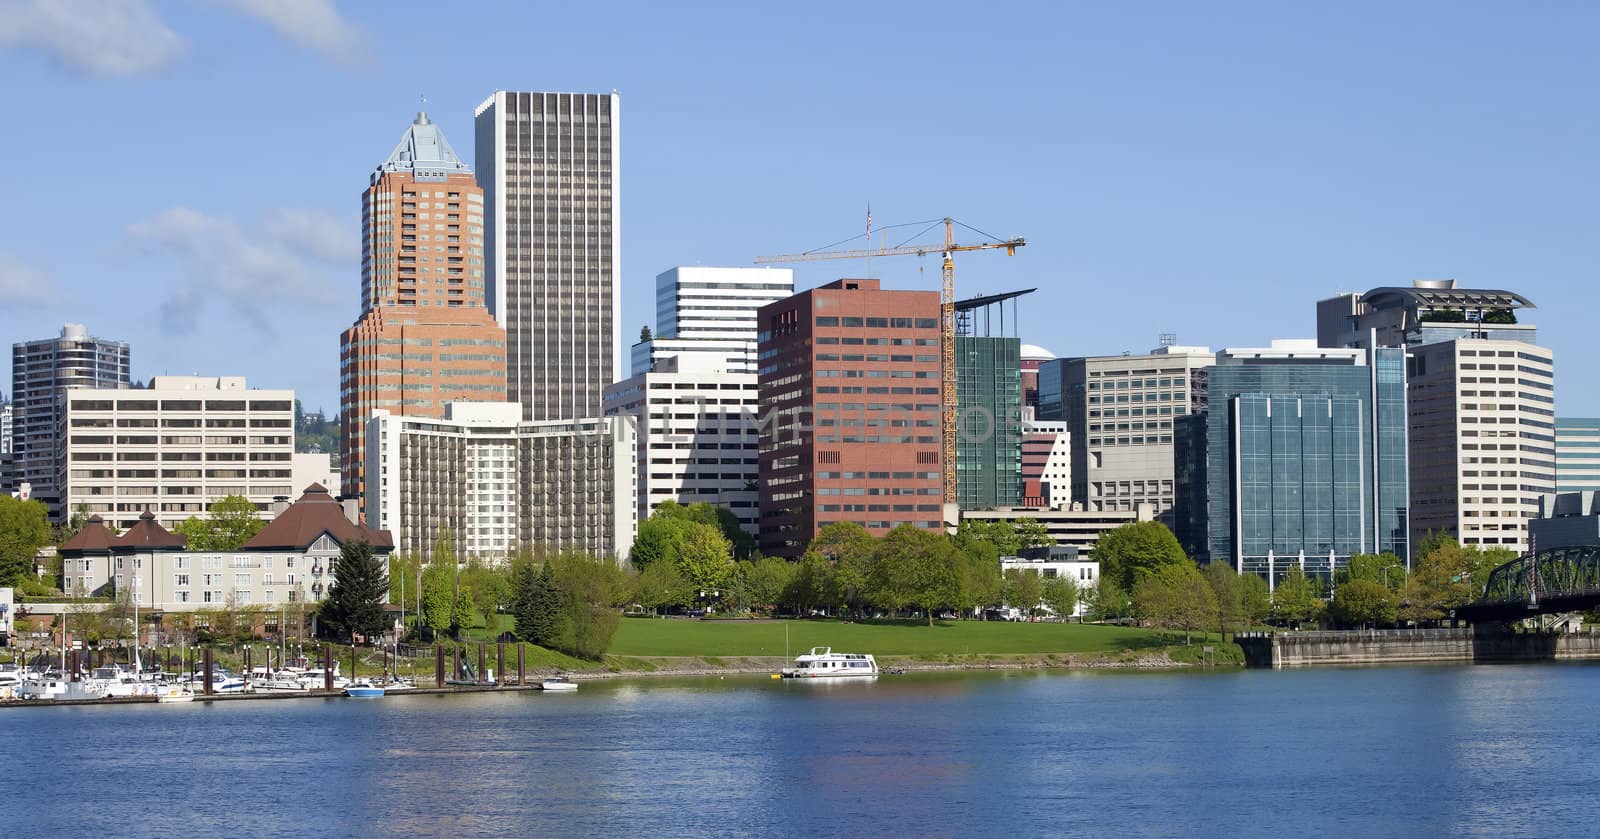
[155,685,195,703]
[298,668,350,691]
[780,647,879,679]
[90,666,151,698]
[344,678,385,698]
[189,669,247,693]
[18,677,109,701]
[540,676,578,692]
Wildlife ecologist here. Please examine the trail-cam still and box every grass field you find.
[608,617,1212,658]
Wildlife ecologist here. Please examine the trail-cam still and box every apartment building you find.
[12,323,130,519]
[59,377,294,532]
[366,403,636,561]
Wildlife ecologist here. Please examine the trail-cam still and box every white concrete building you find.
[60,377,294,531]
[962,504,1155,556]
[1409,339,1556,551]
[1000,550,1099,619]
[630,266,793,375]
[291,453,338,500]
[367,402,636,561]
[62,485,393,612]
[603,353,760,536]
[1020,418,1071,509]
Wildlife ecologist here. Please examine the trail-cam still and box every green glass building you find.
[956,335,1022,509]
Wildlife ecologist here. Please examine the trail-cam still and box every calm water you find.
[8,664,1600,837]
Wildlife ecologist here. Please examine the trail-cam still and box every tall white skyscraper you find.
[632,266,793,375]
[474,91,621,421]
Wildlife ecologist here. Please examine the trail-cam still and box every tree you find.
[1240,572,1271,626]
[958,540,1003,618]
[0,496,51,585]
[1201,562,1246,638]
[1090,574,1132,621]
[1342,553,1407,595]
[954,519,1020,557]
[872,526,963,625]
[420,562,455,637]
[741,557,795,615]
[1093,521,1189,592]
[1012,518,1052,551]
[1272,566,1324,628]
[632,558,692,615]
[461,558,512,618]
[513,562,561,646]
[543,552,630,659]
[812,522,877,616]
[785,551,835,615]
[1132,562,1217,644]
[1041,575,1080,620]
[172,495,266,551]
[1003,568,1044,619]
[1332,579,1397,628]
[676,522,735,595]
[320,541,389,641]
[1399,538,1474,624]
[640,325,653,342]
[511,558,543,640]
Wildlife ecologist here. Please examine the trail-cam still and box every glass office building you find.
[956,336,1022,509]
[1174,342,1408,581]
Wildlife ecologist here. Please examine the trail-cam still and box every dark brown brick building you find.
[757,279,944,558]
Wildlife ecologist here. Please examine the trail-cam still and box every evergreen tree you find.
[512,559,542,640]
[320,541,388,641]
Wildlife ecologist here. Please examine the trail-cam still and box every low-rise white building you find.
[1001,547,1099,619]
[59,376,295,531]
[603,353,760,536]
[962,504,1155,556]
[59,484,393,612]
[366,403,636,561]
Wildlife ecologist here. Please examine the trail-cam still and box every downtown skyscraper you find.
[474,91,621,421]
[12,324,130,519]
[339,111,507,500]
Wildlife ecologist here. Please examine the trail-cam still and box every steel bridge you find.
[1457,545,1600,623]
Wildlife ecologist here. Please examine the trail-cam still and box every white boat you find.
[90,666,151,698]
[18,677,109,701]
[155,685,195,703]
[344,678,385,698]
[781,647,879,679]
[540,676,578,692]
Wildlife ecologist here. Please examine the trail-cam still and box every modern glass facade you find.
[955,336,1022,509]
[1175,346,1408,581]
[1556,418,1600,493]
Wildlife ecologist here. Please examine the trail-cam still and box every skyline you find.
[2,1,1598,414]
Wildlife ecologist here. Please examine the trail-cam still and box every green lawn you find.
[608,617,1209,658]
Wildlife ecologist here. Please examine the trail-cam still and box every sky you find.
[1,0,1598,415]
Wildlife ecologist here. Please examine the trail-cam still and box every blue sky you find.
[1,1,1597,414]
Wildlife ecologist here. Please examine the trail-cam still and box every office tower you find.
[12,323,131,519]
[1557,419,1600,493]
[631,266,794,376]
[1408,339,1554,552]
[1036,345,1213,520]
[59,377,295,531]
[366,403,636,560]
[604,353,760,536]
[756,279,944,558]
[955,335,1022,510]
[1317,280,1553,551]
[1173,340,1410,580]
[1020,344,1054,417]
[339,111,507,501]
[0,395,12,492]
[1020,418,1070,508]
[475,91,620,422]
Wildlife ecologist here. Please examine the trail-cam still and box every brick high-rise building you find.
[339,111,507,501]
[757,279,944,559]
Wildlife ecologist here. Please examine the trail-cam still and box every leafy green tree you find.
[1200,561,1246,638]
[387,553,421,613]
[1272,566,1324,628]
[632,558,692,615]
[1240,572,1271,626]
[1132,562,1217,644]
[958,541,1003,618]
[1332,579,1397,628]
[954,519,1020,557]
[1041,574,1080,620]
[812,522,877,615]
[740,557,796,614]
[1400,538,1474,624]
[1003,568,1044,618]
[1091,574,1132,621]
[172,495,266,551]
[1093,521,1189,592]
[628,515,686,567]
[785,551,835,615]
[320,541,389,641]
[872,526,963,625]
[543,552,630,660]
[1012,518,1052,551]
[420,562,455,636]
[1341,553,1407,595]
[0,496,51,586]
[461,558,512,617]
[677,522,735,595]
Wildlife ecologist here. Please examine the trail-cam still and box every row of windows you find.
[815,316,938,329]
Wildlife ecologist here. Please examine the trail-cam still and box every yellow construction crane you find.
[755,217,1026,508]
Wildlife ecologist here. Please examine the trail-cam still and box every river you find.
[8,664,1600,837]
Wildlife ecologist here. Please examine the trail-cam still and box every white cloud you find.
[128,206,353,335]
[0,0,185,77]
[0,254,57,306]
[213,0,369,70]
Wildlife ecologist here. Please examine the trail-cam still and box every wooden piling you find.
[203,647,214,695]
[435,645,445,688]
[496,643,505,687]
[517,643,525,686]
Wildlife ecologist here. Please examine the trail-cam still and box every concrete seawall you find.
[1236,629,1600,668]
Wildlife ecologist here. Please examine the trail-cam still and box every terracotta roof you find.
[58,515,117,554]
[243,484,394,551]
[114,512,187,550]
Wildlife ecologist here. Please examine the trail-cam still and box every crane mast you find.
[756,217,1025,511]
